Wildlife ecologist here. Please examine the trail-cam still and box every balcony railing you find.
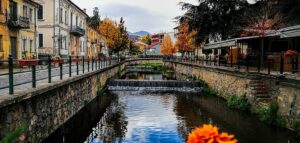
[8,16,30,29]
[70,26,85,37]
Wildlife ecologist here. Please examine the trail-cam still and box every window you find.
[0,35,3,51]
[23,5,28,18]
[38,34,43,48]
[60,8,63,23]
[29,8,33,22]
[65,37,67,49]
[71,12,73,26]
[30,40,33,52]
[38,5,43,20]
[65,11,67,24]
[23,39,27,52]
[76,16,78,26]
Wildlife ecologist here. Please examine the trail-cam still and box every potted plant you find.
[72,57,82,63]
[52,55,64,64]
[19,59,38,66]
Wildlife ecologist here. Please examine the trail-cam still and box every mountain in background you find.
[131,31,151,37]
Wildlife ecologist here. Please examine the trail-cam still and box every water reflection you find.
[43,92,298,143]
[83,92,298,143]
[85,97,128,143]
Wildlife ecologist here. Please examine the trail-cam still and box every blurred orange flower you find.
[187,124,238,143]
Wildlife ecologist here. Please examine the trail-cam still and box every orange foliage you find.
[161,34,176,55]
[187,124,238,143]
[98,18,120,50]
[175,23,196,52]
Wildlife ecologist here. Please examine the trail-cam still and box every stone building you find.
[34,0,88,59]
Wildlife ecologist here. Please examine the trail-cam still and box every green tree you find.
[88,7,101,30]
[141,35,152,45]
[115,17,129,57]
[178,0,249,44]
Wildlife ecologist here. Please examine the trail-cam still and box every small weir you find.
[108,79,202,93]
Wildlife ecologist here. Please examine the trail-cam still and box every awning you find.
[204,31,281,50]
[280,25,300,38]
[204,39,236,50]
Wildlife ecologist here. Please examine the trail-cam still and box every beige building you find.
[34,0,88,59]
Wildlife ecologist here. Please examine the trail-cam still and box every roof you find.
[147,42,160,49]
[204,30,281,50]
[68,0,89,18]
[24,0,42,8]
[135,41,148,46]
[279,25,300,38]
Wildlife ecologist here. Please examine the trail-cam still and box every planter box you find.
[72,58,82,63]
[19,59,38,66]
[85,58,92,62]
[52,59,64,64]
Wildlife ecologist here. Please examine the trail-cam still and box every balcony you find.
[70,26,85,37]
[8,16,30,29]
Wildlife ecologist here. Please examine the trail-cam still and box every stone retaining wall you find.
[0,59,162,142]
[165,61,300,130]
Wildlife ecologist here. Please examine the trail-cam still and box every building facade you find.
[0,0,40,66]
[0,0,10,63]
[34,0,88,59]
[86,26,101,58]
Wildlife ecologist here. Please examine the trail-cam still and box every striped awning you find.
[280,25,300,38]
[204,39,236,50]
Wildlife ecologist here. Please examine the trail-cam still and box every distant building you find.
[146,42,161,56]
[151,33,165,44]
[34,0,88,58]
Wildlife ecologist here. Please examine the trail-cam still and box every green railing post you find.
[95,57,98,70]
[88,57,90,72]
[60,62,63,80]
[32,65,36,88]
[48,55,51,83]
[82,56,85,74]
[8,55,14,95]
[76,56,79,75]
[280,53,284,75]
[100,58,102,69]
[98,57,100,69]
[92,56,94,71]
[69,56,72,77]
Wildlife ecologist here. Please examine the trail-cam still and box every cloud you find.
[100,3,170,33]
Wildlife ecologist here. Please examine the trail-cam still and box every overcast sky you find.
[72,0,255,34]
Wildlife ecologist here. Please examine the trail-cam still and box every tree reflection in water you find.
[85,97,128,143]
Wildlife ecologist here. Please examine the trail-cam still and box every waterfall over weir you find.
[107,80,203,93]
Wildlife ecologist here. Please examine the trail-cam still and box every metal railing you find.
[165,55,299,77]
[8,16,30,29]
[70,26,85,36]
[1,55,119,95]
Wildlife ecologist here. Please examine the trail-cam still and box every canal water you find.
[42,72,298,143]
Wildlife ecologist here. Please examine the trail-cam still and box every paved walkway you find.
[0,61,117,96]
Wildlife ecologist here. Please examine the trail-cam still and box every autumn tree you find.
[98,18,120,55]
[114,17,129,58]
[141,35,152,45]
[161,34,176,55]
[175,23,196,57]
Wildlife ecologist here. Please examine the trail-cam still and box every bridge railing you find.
[1,55,119,95]
[166,55,299,78]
